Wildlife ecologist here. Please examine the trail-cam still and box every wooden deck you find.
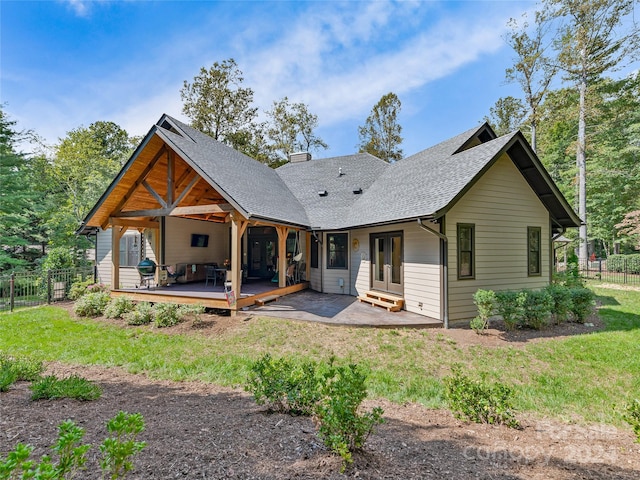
[112,280,309,311]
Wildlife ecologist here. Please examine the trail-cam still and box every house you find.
[78,114,580,327]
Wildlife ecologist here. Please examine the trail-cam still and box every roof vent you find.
[318,190,328,197]
[339,167,344,176]
[289,152,312,163]
[353,187,362,194]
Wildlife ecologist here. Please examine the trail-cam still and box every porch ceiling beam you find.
[113,203,234,218]
[142,180,168,209]
[109,218,160,229]
[104,145,167,229]
[171,172,200,208]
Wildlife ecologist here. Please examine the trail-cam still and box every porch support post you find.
[230,213,249,306]
[276,226,289,288]
[305,231,311,281]
[111,226,126,289]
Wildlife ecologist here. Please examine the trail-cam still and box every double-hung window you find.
[528,227,541,276]
[457,224,475,279]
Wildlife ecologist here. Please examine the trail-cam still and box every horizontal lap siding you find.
[164,217,229,266]
[96,229,156,289]
[447,154,550,322]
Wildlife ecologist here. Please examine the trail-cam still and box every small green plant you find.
[177,304,206,324]
[73,291,111,317]
[0,368,17,393]
[623,399,640,443]
[521,289,553,330]
[569,287,595,323]
[245,353,321,415]
[314,361,384,470]
[444,364,520,429]
[153,303,181,328]
[0,412,145,479]
[104,296,136,319]
[545,284,573,325]
[0,354,44,392]
[495,290,525,331]
[30,374,102,401]
[68,279,95,300]
[471,289,495,334]
[123,302,154,326]
[99,411,147,480]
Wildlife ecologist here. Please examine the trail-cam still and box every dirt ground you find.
[1,303,639,479]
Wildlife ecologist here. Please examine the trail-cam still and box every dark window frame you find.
[311,235,319,269]
[457,223,475,279]
[326,233,348,270]
[528,226,542,276]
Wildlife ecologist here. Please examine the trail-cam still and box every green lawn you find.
[1,285,639,425]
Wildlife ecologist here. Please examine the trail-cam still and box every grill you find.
[136,258,157,288]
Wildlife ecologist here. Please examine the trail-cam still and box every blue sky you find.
[1,0,535,158]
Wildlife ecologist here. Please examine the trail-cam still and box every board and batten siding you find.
[164,217,229,266]
[446,154,551,323]
[95,229,156,289]
[350,221,441,319]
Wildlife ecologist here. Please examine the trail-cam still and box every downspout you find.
[312,231,323,292]
[417,218,449,329]
[551,219,567,283]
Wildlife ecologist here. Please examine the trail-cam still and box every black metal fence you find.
[556,259,640,287]
[0,267,96,312]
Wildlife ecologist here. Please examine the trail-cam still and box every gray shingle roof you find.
[276,153,388,230]
[160,116,310,227]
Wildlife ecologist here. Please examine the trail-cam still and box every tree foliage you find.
[484,96,527,137]
[357,92,403,162]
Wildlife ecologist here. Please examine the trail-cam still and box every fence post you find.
[93,265,98,284]
[624,257,627,285]
[47,269,52,304]
[10,272,15,312]
[599,260,602,277]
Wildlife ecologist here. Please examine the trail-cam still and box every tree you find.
[616,210,640,250]
[505,11,558,152]
[357,93,403,162]
[266,97,328,163]
[484,96,528,136]
[545,0,640,263]
[181,59,258,144]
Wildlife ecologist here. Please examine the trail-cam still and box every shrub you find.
[123,302,154,326]
[30,374,102,401]
[623,399,640,443]
[495,290,525,331]
[68,279,95,300]
[444,365,519,429]
[0,412,145,480]
[521,289,553,330]
[177,304,206,324]
[0,353,44,381]
[607,254,640,274]
[569,287,595,323]
[73,291,111,317]
[471,289,496,334]
[245,353,321,415]
[104,296,136,319]
[553,258,584,287]
[40,247,74,272]
[153,303,182,327]
[314,361,384,470]
[545,284,573,325]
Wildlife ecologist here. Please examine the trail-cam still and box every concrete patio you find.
[246,290,443,328]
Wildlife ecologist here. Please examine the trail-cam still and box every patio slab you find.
[246,290,443,328]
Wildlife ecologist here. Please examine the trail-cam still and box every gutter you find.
[417,218,449,329]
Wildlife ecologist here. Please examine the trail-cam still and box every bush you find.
[177,304,206,324]
[30,374,102,401]
[471,289,496,334]
[123,302,154,326]
[0,353,44,381]
[68,279,95,300]
[40,247,74,272]
[569,287,595,323]
[153,303,181,328]
[314,361,384,469]
[0,411,145,479]
[495,290,525,331]
[521,289,553,330]
[607,254,640,274]
[104,296,136,319]
[73,291,111,317]
[245,353,321,415]
[623,399,640,443]
[545,284,573,325]
[444,365,519,429]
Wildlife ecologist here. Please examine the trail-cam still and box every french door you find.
[371,232,403,295]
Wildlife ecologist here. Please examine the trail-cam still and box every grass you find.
[1,285,639,426]
[30,374,102,401]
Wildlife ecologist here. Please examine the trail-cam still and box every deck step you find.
[255,295,280,306]
[357,291,404,312]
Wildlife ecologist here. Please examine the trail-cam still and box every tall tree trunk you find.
[530,117,537,153]
[577,63,588,265]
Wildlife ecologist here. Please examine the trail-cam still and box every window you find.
[457,224,474,279]
[528,227,541,276]
[327,233,348,269]
[311,236,319,268]
[119,233,142,267]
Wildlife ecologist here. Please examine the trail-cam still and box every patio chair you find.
[224,270,242,293]
[205,265,217,287]
[286,264,295,286]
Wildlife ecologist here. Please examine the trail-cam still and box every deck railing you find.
[0,266,96,312]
